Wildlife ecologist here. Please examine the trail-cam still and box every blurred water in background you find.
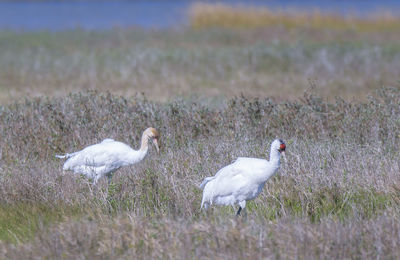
[0,0,399,31]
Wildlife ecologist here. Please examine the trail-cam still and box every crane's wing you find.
[215,157,267,178]
[204,157,269,195]
[63,141,133,169]
[201,157,268,186]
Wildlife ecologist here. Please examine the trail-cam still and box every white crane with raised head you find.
[200,139,286,215]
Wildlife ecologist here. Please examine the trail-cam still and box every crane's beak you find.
[280,150,286,158]
[153,138,160,154]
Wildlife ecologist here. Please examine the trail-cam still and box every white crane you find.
[56,127,160,184]
[200,139,286,215]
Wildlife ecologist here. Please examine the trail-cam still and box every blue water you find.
[0,0,399,31]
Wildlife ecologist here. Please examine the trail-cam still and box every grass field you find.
[1,18,400,104]
[0,89,399,258]
[0,4,400,259]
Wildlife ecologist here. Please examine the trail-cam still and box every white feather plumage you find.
[56,127,160,184]
[200,139,286,215]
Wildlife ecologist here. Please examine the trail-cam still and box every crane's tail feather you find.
[55,152,77,159]
[199,176,214,189]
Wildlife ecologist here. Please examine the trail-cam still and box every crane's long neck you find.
[267,146,281,178]
[256,147,282,184]
[126,133,149,165]
[139,133,150,153]
[269,147,281,165]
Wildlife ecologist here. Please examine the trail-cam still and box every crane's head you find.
[272,139,286,156]
[143,127,160,154]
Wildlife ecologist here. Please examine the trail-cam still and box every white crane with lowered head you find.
[200,139,286,215]
[56,127,160,184]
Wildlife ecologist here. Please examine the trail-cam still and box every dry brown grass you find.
[0,88,399,258]
[3,214,400,259]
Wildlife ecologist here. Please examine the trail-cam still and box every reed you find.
[189,3,400,32]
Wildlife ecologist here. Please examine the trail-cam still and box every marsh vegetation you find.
[0,4,399,259]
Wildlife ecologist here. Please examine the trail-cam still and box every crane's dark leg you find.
[236,206,242,216]
[236,201,246,216]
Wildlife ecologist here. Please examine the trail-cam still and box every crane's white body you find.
[200,139,285,215]
[56,128,159,184]
[57,139,147,183]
